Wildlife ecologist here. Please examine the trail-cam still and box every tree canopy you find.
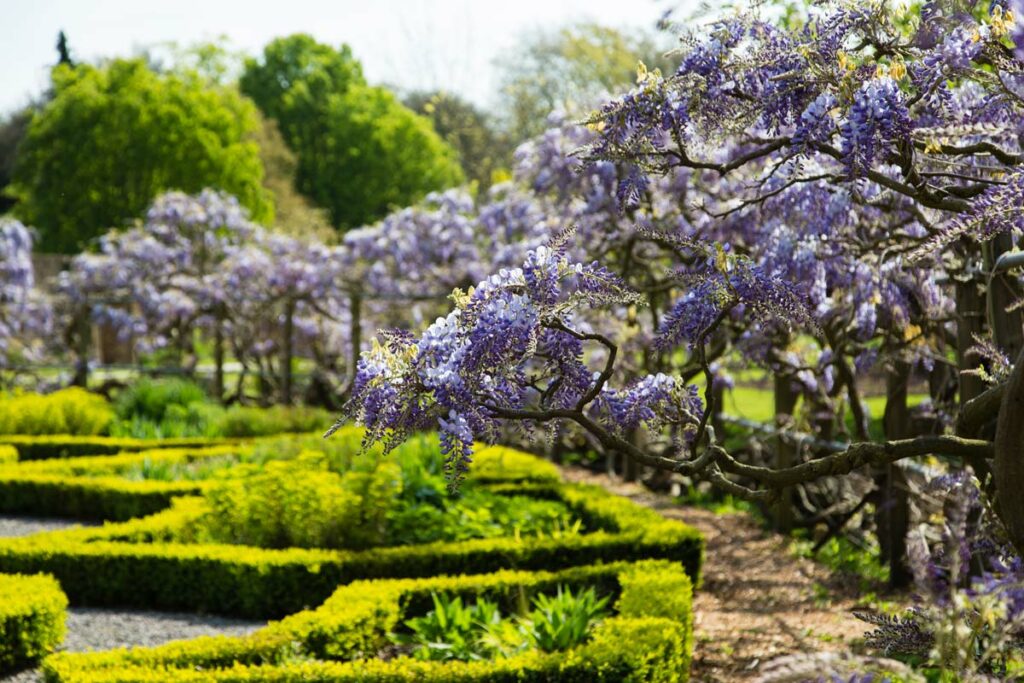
[241,34,464,230]
[495,22,675,142]
[405,90,513,189]
[8,58,272,253]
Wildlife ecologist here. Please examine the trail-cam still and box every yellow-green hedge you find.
[0,388,113,437]
[0,443,561,522]
[0,446,242,521]
[0,573,67,674]
[0,434,237,461]
[43,560,692,682]
[0,445,16,464]
[0,482,703,618]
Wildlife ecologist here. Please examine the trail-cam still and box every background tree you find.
[252,115,334,242]
[0,108,33,215]
[9,59,272,253]
[404,90,513,188]
[241,34,464,231]
[494,22,675,143]
[55,31,74,67]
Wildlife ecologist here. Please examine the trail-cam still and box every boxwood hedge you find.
[0,573,67,674]
[43,559,693,682]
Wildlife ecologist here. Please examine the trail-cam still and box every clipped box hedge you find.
[0,445,16,465]
[0,478,703,618]
[44,559,693,683]
[0,434,237,461]
[0,443,561,523]
[0,573,68,674]
[0,446,242,521]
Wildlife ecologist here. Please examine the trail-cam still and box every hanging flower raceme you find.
[339,243,649,489]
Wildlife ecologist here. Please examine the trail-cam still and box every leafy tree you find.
[0,108,33,214]
[9,59,272,253]
[55,31,74,67]
[494,22,675,142]
[241,35,463,230]
[252,115,333,242]
[405,90,513,188]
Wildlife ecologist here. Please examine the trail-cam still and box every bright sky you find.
[0,0,700,116]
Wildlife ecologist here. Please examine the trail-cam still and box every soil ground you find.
[560,467,891,682]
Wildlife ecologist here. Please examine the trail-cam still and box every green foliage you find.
[240,34,464,230]
[404,91,512,188]
[395,585,606,661]
[0,388,113,436]
[200,459,358,549]
[10,58,271,253]
[0,481,703,617]
[791,534,890,588]
[525,585,608,652]
[396,592,503,661]
[42,561,693,682]
[208,404,331,438]
[114,378,209,424]
[110,378,331,439]
[0,107,34,214]
[0,573,67,673]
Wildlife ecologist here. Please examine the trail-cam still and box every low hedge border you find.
[0,446,244,521]
[0,573,67,675]
[0,445,16,464]
[0,480,703,618]
[43,559,693,683]
[0,444,562,522]
[0,435,240,461]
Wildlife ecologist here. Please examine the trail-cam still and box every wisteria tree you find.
[0,219,51,383]
[341,0,1024,558]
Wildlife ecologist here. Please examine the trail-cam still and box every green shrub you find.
[201,459,360,549]
[0,389,113,436]
[114,378,209,423]
[0,573,67,673]
[0,445,16,464]
[209,405,332,438]
[42,560,692,682]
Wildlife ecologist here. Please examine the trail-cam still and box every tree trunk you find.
[280,298,295,405]
[994,346,1024,556]
[985,233,1024,360]
[70,308,91,388]
[957,278,987,404]
[773,374,800,532]
[878,361,912,587]
[213,312,225,403]
[347,290,362,395]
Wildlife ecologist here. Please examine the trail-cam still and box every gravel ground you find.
[0,608,264,682]
[0,516,98,538]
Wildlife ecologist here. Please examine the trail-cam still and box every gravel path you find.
[0,516,98,538]
[1,608,264,682]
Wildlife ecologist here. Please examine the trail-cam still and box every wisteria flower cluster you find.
[0,219,51,369]
[859,472,1024,677]
[340,243,700,489]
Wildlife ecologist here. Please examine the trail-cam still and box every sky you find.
[0,0,699,116]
